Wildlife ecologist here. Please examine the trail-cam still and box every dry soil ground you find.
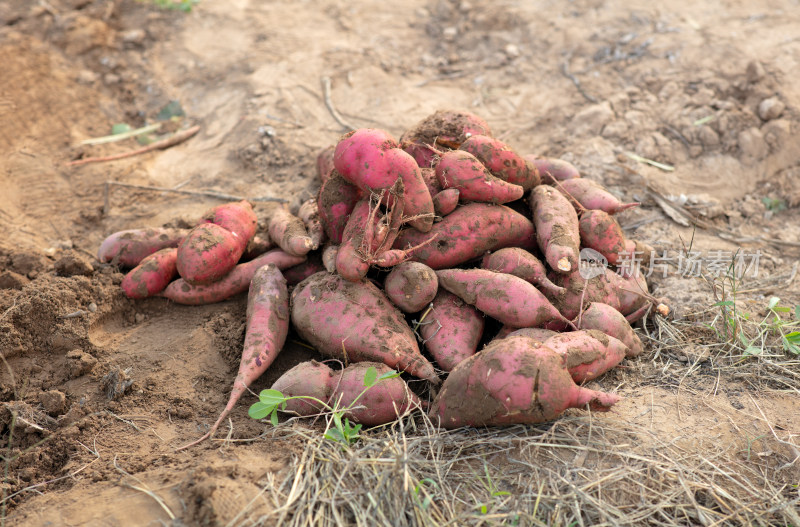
[1,1,800,525]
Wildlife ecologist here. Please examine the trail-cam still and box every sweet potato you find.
[556,178,638,214]
[435,150,524,204]
[162,249,305,305]
[420,167,442,197]
[460,135,540,190]
[542,330,628,382]
[291,272,439,384]
[546,268,622,320]
[429,336,621,428]
[121,248,178,299]
[389,150,434,233]
[242,234,274,261]
[97,227,188,268]
[317,169,362,244]
[271,360,336,416]
[578,209,627,265]
[524,156,580,184]
[335,199,374,282]
[282,253,326,286]
[481,247,565,298]
[316,145,336,183]
[436,268,573,329]
[176,264,289,450]
[322,244,339,273]
[419,290,484,372]
[393,203,536,270]
[530,185,580,273]
[383,261,438,313]
[199,200,257,243]
[433,189,460,216]
[400,109,492,167]
[269,206,314,257]
[333,128,400,189]
[575,302,644,357]
[331,362,422,425]
[176,223,244,285]
[297,199,325,250]
[497,327,558,342]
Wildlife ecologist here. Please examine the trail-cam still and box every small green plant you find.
[762,197,787,213]
[248,365,400,448]
[472,463,512,515]
[139,0,198,12]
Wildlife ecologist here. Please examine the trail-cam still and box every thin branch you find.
[67,125,201,167]
[321,77,356,131]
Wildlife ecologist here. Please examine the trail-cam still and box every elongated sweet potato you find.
[98,227,188,268]
[530,185,580,273]
[199,200,257,243]
[335,199,374,282]
[524,156,580,184]
[578,209,627,265]
[291,272,439,383]
[436,268,573,329]
[162,249,305,305]
[460,135,540,190]
[429,336,621,428]
[121,248,178,299]
[482,247,565,298]
[298,199,325,250]
[176,223,244,285]
[574,302,644,357]
[317,170,362,244]
[400,109,492,167]
[384,261,438,313]
[419,290,484,372]
[272,360,336,416]
[542,330,628,382]
[393,203,536,269]
[435,150,524,204]
[269,206,314,257]
[433,189,460,216]
[176,264,289,450]
[331,362,422,425]
[556,178,638,214]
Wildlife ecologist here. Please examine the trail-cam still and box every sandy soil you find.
[1,0,799,525]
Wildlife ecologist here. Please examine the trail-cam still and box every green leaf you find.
[378,370,401,381]
[795,305,800,320]
[248,401,273,420]
[784,331,800,343]
[156,100,185,121]
[111,123,132,135]
[324,427,345,443]
[743,346,762,356]
[773,306,791,313]
[270,409,279,426]
[258,389,287,407]
[480,504,488,514]
[768,297,781,310]
[492,491,511,497]
[713,300,735,307]
[738,333,750,347]
[363,366,378,388]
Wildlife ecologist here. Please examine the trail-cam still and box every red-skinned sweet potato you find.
[176,223,244,285]
[317,170,362,244]
[162,249,305,305]
[298,199,325,250]
[530,185,580,273]
[542,330,628,382]
[97,227,188,268]
[282,253,326,286]
[333,128,400,189]
[199,200,257,243]
[501,327,558,342]
[556,178,638,214]
[335,199,374,282]
[525,156,580,184]
[242,234,274,261]
[460,135,540,190]
[429,336,621,428]
[269,206,314,257]
[481,247,565,298]
[121,248,178,299]
[435,150,524,204]
[271,360,336,416]
[419,290,484,372]
[574,302,644,357]
[579,209,627,265]
[383,261,438,313]
[436,268,573,329]
[420,167,442,197]
[393,203,536,270]
[176,264,289,450]
[546,268,622,320]
[433,189,460,216]
[331,362,422,425]
[291,272,439,384]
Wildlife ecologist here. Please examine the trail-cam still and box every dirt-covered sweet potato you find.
[199,200,258,244]
[298,199,325,250]
[546,268,622,320]
[272,360,336,416]
[282,253,326,286]
[322,244,339,273]
[97,227,188,268]
[121,248,178,299]
[429,336,621,428]
[176,223,244,285]
[525,156,580,184]
[331,362,422,425]
[268,206,314,257]
[162,249,305,305]
[436,268,573,329]
[574,302,644,357]
[393,203,536,270]
[460,135,540,190]
[556,178,638,214]
[383,261,438,313]
[502,327,558,342]
[579,209,627,265]
[291,272,440,383]
[482,247,565,298]
[530,185,580,273]
[542,330,628,382]
[335,199,375,282]
[317,169,363,244]
[433,189,460,216]
[435,150,524,204]
[400,109,492,168]
[419,290,484,372]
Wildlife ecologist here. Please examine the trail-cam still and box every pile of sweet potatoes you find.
[98,109,668,446]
